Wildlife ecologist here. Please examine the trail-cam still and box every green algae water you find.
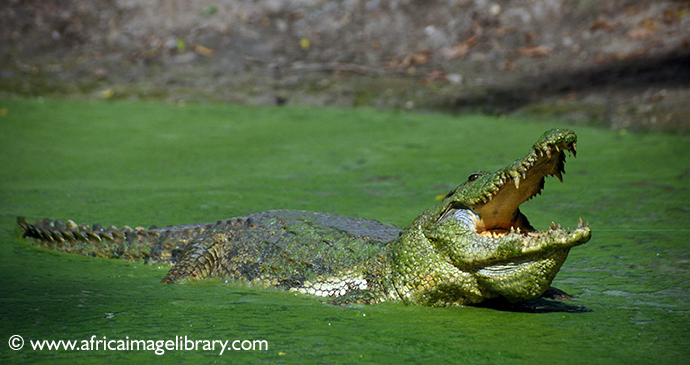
[0,98,688,364]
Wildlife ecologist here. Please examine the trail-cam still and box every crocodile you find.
[17,128,591,306]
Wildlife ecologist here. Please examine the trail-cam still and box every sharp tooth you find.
[578,217,584,228]
[545,147,552,159]
[514,176,520,189]
[555,171,563,182]
[555,145,560,152]
[550,221,557,230]
[572,143,577,157]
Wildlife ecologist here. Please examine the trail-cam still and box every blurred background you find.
[2,0,689,133]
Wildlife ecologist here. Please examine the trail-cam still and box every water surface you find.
[1,99,688,363]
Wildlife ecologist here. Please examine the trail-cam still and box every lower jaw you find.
[477,249,572,302]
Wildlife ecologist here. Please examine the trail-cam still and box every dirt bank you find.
[2,0,689,133]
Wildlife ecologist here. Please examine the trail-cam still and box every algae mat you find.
[0,98,688,364]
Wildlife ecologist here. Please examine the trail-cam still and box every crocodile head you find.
[391,129,591,306]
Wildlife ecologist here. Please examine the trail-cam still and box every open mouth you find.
[441,131,588,239]
[474,138,579,237]
[414,129,592,304]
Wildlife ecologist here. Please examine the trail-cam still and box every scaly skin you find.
[17,129,591,306]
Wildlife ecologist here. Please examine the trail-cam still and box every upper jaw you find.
[440,128,582,238]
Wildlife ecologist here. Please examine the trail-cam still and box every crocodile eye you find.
[467,173,480,182]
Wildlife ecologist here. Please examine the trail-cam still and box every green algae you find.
[0,98,688,363]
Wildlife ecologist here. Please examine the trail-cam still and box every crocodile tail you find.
[16,216,162,262]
